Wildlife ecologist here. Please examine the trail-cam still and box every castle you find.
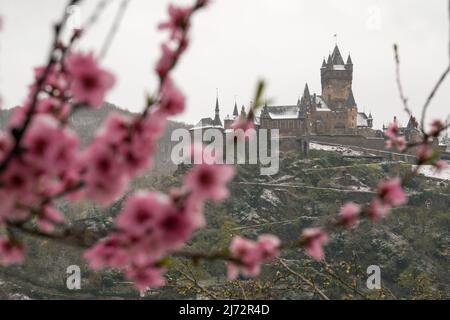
[192,44,374,138]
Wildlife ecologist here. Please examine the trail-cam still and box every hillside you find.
[0,142,449,299]
[0,103,191,175]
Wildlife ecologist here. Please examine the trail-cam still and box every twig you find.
[278,258,330,300]
[176,267,218,300]
[99,0,131,60]
[393,44,412,117]
[320,262,370,300]
[0,0,82,175]
[420,65,450,132]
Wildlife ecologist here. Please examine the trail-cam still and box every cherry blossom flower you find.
[301,228,329,261]
[22,115,79,175]
[339,202,361,229]
[0,238,25,266]
[227,235,281,280]
[367,198,391,223]
[228,236,262,280]
[155,44,176,79]
[230,118,255,134]
[184,163,235,202]
[416,143,433,164]
[428,120,444,137]
[158,4,192,40]
[126,265,166,291]
[83,235,130,270]
[115,191,171,236]
[435,160,449,173]
[65,52,115,108]
[158,78,185,116]
[37,206,64,234]
[256,234,281,262]
[385,122,399,140]
[377,178,407,207]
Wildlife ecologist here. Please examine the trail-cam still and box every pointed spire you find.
[368,112,372,119]
[327,54,332,65]
[321,58,327,68]
[346,89,356,108]
[346,53,353,65]
[232,101,239,117]
[215,90,219,112]
[261,102,271,119]
[303,83,310,98]
[331,45,345,65]
[213,90,222,126]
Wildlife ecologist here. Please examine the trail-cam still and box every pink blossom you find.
[83,235,129,270]
[416,143,433,164]
[155,44,176,79]
[22,115,79,175]
[126,265,166,291]
[256,234,281,262]
[156,208,195,249]
[384,122,407,152]
[115,191,171,236]
[367,198,391,223]
[377,178,407,207]
[158,4,192,40]
[385,122,399,140]
[228,236,262,279]
[158,78,185,116]
[230,118,255,134]
[428,120,444,137]
[301,228,329,261]
[0,132,12,162]
[37,206,64,234]
[1,159,33,194]
[184,163,235,202]
[435,160,449,173]
[227,234,281,280]
[80,142,128,206]
[339,202,361,229]
[65,52,115,108]
[0,238,25,266]
[385,136,407,152]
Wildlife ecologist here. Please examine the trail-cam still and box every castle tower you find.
[367,112,373,128]
[321,45,353,110]
[213,95,222,126]
[232,101,239,118]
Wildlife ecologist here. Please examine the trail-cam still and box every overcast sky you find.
[0,0,449,130]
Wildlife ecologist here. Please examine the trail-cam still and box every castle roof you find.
[331,45,345,65]
[232,102,239,117]
[314,95,331,111]
[357,112,369,127]
[346,89,357,108]
[256,104,306,120]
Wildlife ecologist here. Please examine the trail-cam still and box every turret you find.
[345,54,353,71]
[367,112,373,128]
[321,44,354,110]
[232,101,239,118]
[213,95,222,126]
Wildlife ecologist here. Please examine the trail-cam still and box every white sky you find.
[0,0,449,130]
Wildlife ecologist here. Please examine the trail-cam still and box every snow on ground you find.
[261,189,281,206]
[414,164,450,181]
[310,143,364,156]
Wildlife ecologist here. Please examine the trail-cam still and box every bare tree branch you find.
[99,0,131,60]
[278,258,330,300]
